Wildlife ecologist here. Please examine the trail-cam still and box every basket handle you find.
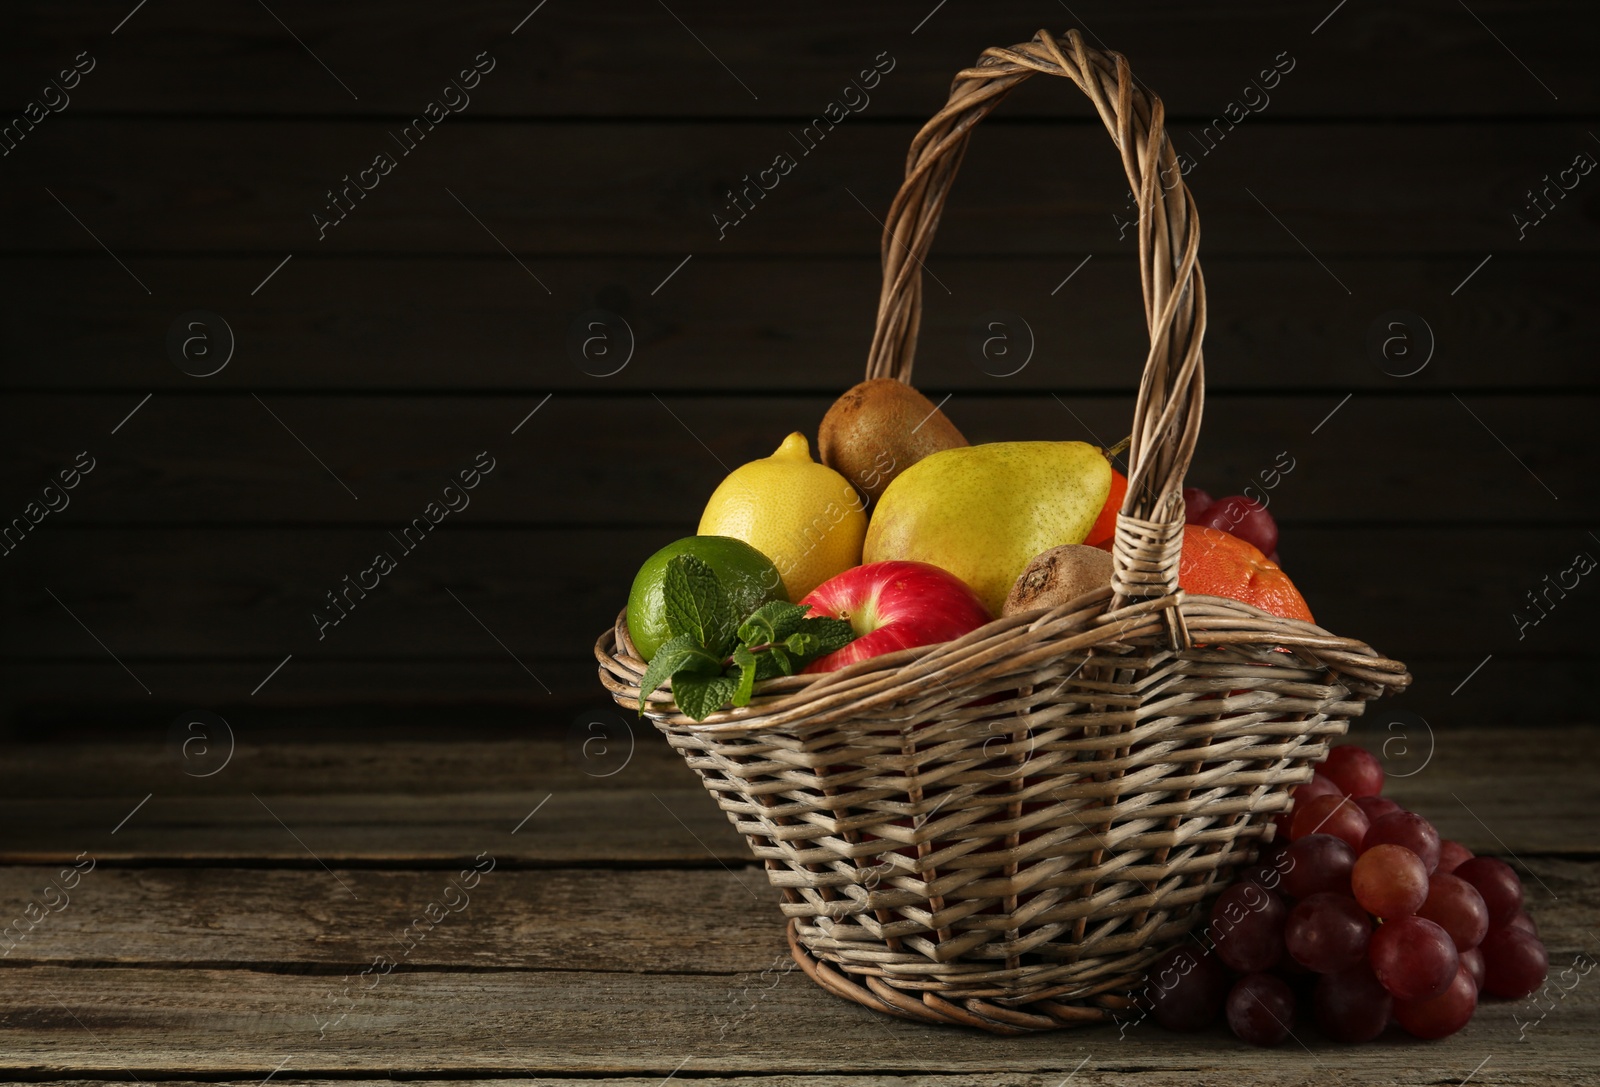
[865,29,1205,639]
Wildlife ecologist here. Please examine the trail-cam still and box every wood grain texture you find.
[4,123,1595,257]
[0,856,1590,971]
[6,256,1590,393]
[0,730,1592,1081]
[0,527,1587,661]
[0,952,1593,1077]
[0,867,782,972]
[0,730,1593,861]
[1,394,1588,523]
[0,788,749,866]
[3,0,1590,116]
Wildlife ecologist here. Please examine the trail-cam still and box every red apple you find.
[799,560,991,673]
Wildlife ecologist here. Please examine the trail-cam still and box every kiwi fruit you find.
[818,378,967,502]
[1002,544,1114,617]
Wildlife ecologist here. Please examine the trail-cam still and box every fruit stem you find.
[1104,434,1132,460]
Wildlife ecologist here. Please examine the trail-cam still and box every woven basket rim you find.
[597,584,1410,734]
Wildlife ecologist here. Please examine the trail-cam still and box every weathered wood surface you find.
[0,858,1590,973]
[7,256,1589,393]
[1,959,1594,1078]
[2,394,1589,522]
[0,527,1585,660]
[0,730,1592,1082]
[5,123,1595,256]
[4,0,1591,117]
[0,731,1594,862]
[2,3,1591,736]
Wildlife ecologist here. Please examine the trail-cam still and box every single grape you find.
[1505,912,1539,937]
[1238,840,1293,892]
[1276,772,1342,834]
[1394,963,1478,1039]
[1209,882,1288,973]
[1370,915,1460,1000]
[1281,834,1357,900]
[1227,972,1296,1047]
[1417,873,1490,951]
[1321,745,1385,798]
[1285,892,1371,974]
[1183,487,1216,525]
[1313,963,1393,1042]
[1363,811,1442,874]
[1200,495,1279,556]
[1273,768,1337,838]
[1436,839,1474,876]
[1479,926,1548,999]
[1297,773,1343,807]
[1453,857,1524,925]
[1291,794,1371,852]
[1460,946,1486,991]
[1355,795,1401,823]
[1352,844,1429,918]
[1143,945,1232,1031]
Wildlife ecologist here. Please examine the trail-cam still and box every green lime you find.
[625,536,786,660]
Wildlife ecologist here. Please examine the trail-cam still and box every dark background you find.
[1,1,1594,740]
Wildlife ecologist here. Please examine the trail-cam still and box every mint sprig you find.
[636,555,857,721]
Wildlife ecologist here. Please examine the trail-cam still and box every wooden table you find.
[3,726,1595,1085]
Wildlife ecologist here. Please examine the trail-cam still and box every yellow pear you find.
[864,442,1112,616]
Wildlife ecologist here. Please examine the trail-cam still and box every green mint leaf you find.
[737,600,811,646]
[663,555,735,653]
[784,631,819,659]
[635,634,724,713]
[796,616,856,655]
[763,645,795,677]
[731,645,759,707]
[672,673,741,721]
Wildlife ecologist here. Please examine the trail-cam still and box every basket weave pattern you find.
[596,29,1410,1033]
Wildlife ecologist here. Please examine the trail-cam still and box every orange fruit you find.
[1179,524,1313,621]
[1083,467,1128,547]
[1095,523,1313,621]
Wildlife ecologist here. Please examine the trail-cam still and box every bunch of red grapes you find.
[1134,744,1549,1046]
[1183,487,1279,562]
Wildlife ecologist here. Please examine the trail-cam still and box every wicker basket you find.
[596,28,1411,1033]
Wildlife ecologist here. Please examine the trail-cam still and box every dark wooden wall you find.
[1,1,1595,738]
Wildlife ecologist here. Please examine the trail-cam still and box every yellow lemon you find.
[698,432,867,601]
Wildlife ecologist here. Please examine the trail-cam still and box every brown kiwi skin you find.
[1002,545,1114,617]
[818,378,968,503]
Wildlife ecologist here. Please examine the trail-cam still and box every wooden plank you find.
[0,252,1593,393]
[1,394,1590,525]
[4,122,1594,256]
[0,729,1593,860]
[0,1076,1591,1087]
[0,527,1590,662]
[0,738,697,800]
[4,1,1590,117]
[0,867,780,973]
[0,788,749,867]
[0,854,1588,972]
[0,939,1593,1076]
[1,255,1593,392]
